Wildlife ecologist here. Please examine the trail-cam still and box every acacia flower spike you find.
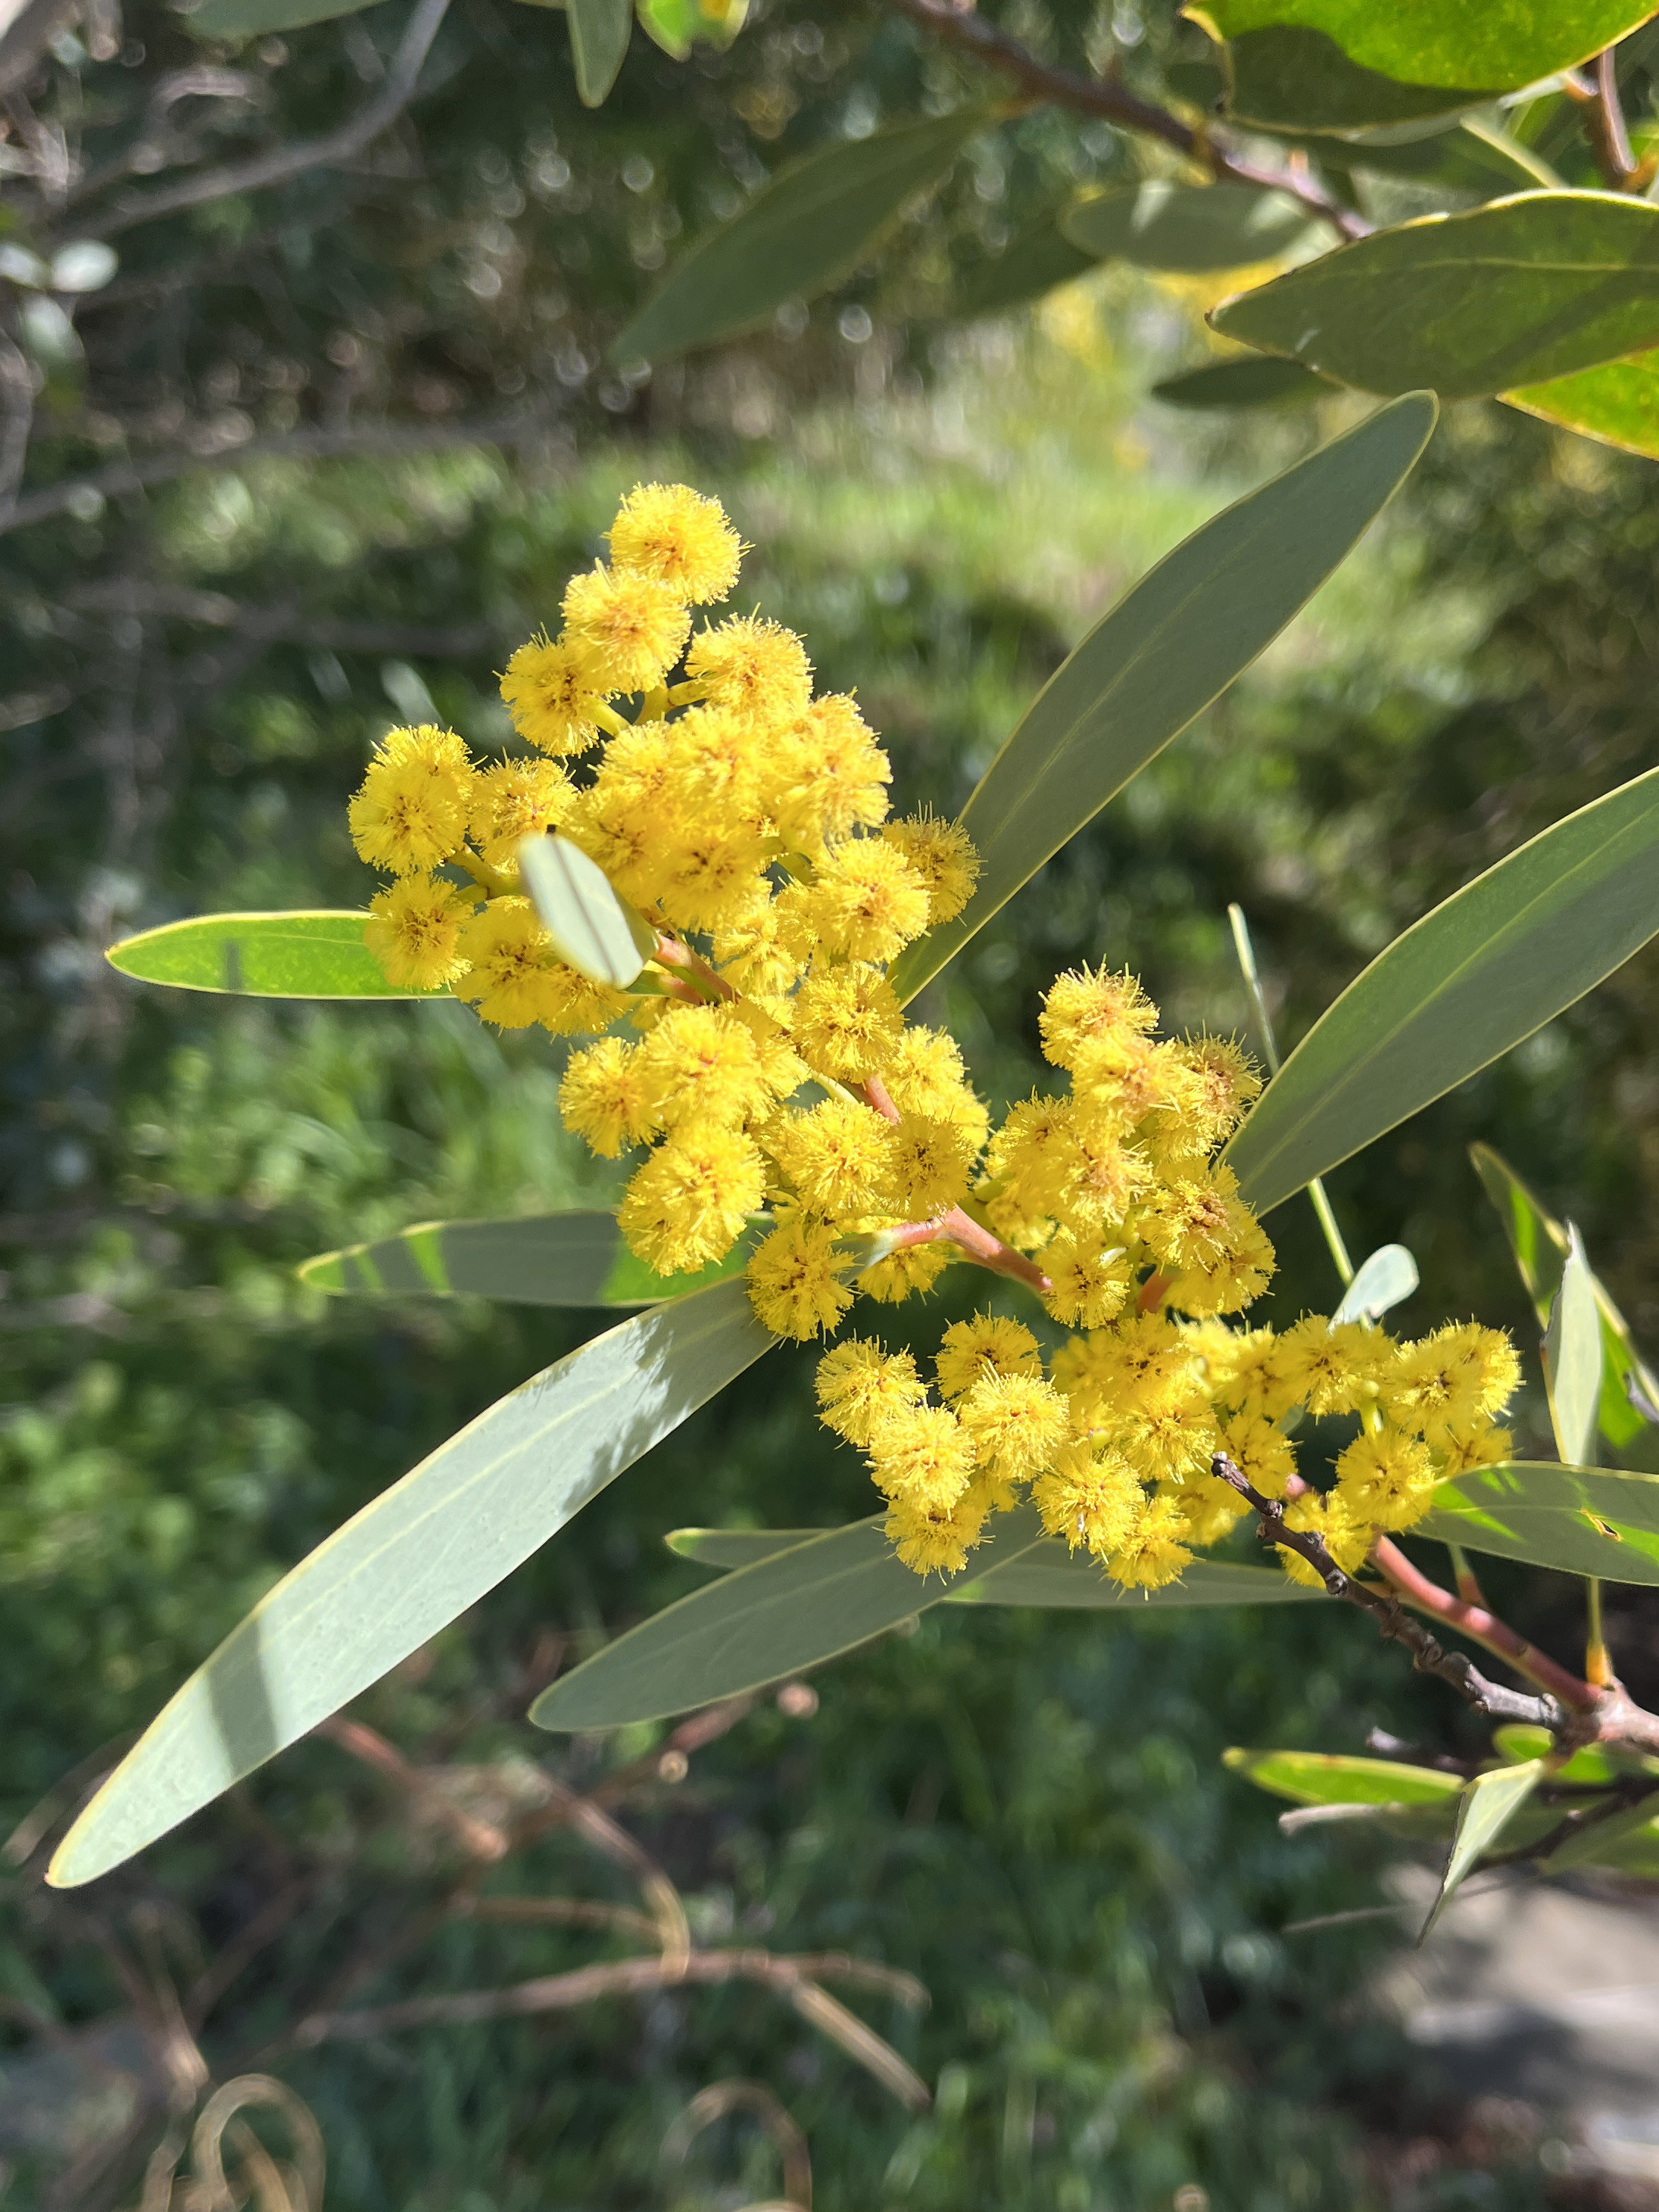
[349,479,1523,1591]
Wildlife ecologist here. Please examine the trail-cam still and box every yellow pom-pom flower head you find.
[687,615,812,721]
[559,1038,655,1157]
[617,1122,766,1276]
[499,634,613,756]
[469,759,575,871]
[881,812,978,925]
[815,1339,927,1445]
[747,1217,854,1340]
[364,874,476,990]
[608,482,744,603]
[348,724,476,876]
[563,565,691,693]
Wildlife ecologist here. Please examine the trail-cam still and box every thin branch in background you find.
[0,410,554,537]
[0,327,36,528]
[884,0,1367,240]
[62,0,453,241]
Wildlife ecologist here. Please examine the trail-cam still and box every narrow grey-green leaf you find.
[1470,1142,1659,1455]
[666,1527,1321,1606]
[887,393,1435,1005]
[613,112,984,363]
[1545,1225,1601,1469]
[186,0,374,36]
[48,1278,772,1887]
[1212,192,1659,400]
[299,1210,759,1306]
[1224,765,1659,1217]
[1420,1759,1543,1941]
[1332,1242,1418,1325]
[566,0,631,104]
[519,834,655,989]
[1419,1462,1659,1585]
[1061,181,1315,270]
[954,213,1099,319]
[533,1509,1045,1731]
[1151,357,1329,410]
[1221,24,1490,132]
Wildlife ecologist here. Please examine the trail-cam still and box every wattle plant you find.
[50,397,1659,1946]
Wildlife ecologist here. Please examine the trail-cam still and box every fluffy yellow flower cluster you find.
[349,481,1520,1594]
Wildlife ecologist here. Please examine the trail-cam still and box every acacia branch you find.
[884,0,1367,241]
[1211,1454,1566,1729]
[1368,1535,1598,1712]
[63,0,451,241]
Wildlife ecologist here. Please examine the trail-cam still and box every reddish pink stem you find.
[1369,1537,1598,1713]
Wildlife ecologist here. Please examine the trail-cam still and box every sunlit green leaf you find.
[1223,1746,1463,1807]
[1061,181,1314,270]
[186,0,373,35]
[1212,193,1659,400]
[1492,1722,1617,1785]
[1507,349,1659,461]
[299,1210,759,1305]
[1420,1759,1543,1939]
[1224,764,1659,1216]
[105,911,442,1000]
[1331,1243,1418,1326]
[1419,1461,1659,1585]
[1186,0,1659,93]
[532,1509,1046,1731]
[1470,1142,1659,1454]
[613,112,984,363]
[1150,357,1328,410]
[637,0,747,57]
[1220,26,1488,132]
[887,393,1436,1005]
[1545,1226,1601,1469]
[519,834,655,989]
[48,1278,772,1886]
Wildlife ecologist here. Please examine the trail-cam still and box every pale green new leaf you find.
[1212,193,1659,400]
[1223,1746,1463,1809]
[566,0,631,104]
[1470,1142,1657,1453]
[1507,350,1659,463]
[48,1278,772,1887]
[1224,764,1659,1216]
[666,1525,1321,1606]
[1151,357,1328,410]
[299,1210,759,1305]
[1331,1242,1418,1326]
[519,834,655,989]
[1419,1462,1659,1584]
[187,0,373,35]
[1420,1760,1544,1940]
[1187,0,1659,92]
[887,393,1436,1005]
[1545,1226,1601,1469]
[533,1510,1046,1731]
[1060,181,1314,270]
[106,911,441,1000]
[613,113,984,363]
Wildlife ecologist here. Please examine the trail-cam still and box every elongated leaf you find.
[613,113,984,363]
[1061,181,1314,271]
[667,1526,1321,1605]
[187,0,372,34]
[48,1278,772,1887]
[519,834,654,989]
[1224,764,1659,1216]
[1221,25,1489,131]
[887,393,1436,1005]
[1224,1746,1463,1808]
[1187,0,1659,92]
[1420,1759,1543,1939]
[1492,1724,1616,1784]
[1507,350,1659,461]
[1213,192,1659,400]
[105,911,442,1000]
[535,1511,1046,1732]
[299,1210,759,1305]
[1470,1142,1658,1453]
[1151,357,1328,410]
[566,0,631,104]
[955,214,1098,319]
[1545,1226,1601,1469]
[1332,1242,1418,1326]
[1545,1794,1659,1871]
[1419,1461,1659,1585]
